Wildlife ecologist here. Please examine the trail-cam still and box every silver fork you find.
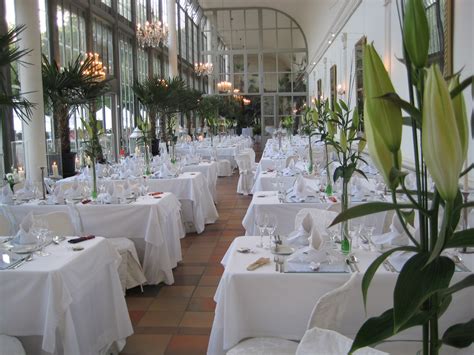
[274,256,280,272]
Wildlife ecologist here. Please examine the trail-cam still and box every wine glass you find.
[32,220,50,256]
[265,214,277,249]
[255,214,268,248]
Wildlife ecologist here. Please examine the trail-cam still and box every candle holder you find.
[40,167,46,200]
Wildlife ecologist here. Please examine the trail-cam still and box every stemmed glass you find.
[255,214,268,248]
[32,220,50,256]
[265,214,277,249]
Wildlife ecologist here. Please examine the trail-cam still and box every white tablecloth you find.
[182,161,218,203]
[146,172,218,233]
[0,237,133,355]
[4,193,184,284]
[242,192,389,236]
[251,171,299,194]
[208,237,474,355]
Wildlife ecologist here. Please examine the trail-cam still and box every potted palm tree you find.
[0,25,34,124]
[42,53,110,177]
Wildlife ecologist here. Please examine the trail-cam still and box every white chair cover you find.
[0,335,26,355]
[296,328,387,355]
[217,160,233,177]
[226,337,297,355]
[32,211,75,236]
[236,154,254,195]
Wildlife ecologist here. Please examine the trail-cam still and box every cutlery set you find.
[273,256,284,273]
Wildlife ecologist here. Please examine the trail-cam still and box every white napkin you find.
[14,213,36,244]
[294,175,307,199]
[309,226,324,250]
[388,251,416,272]
[0,185,13,204]
[65,180,82,199]
[287,213,313,247]
[47,186,64,205]
[15,180,36,200]
[158,163,174,178]
[352,177,375,200]
[371,215,410,246]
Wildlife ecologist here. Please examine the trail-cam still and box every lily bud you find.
[340,130,347,153]
[364,102,399,189]
[449,75,469,164]
[423,65,463,201]
[403,0,429,68]
[363,44,403,153]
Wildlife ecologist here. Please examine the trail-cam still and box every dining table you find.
[2,193,185,284]
[0,236,133,355]
[242,191,390,236]
[207,236,474,355]
[181,161,218,203]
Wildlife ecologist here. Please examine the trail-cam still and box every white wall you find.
[309,0,473,186]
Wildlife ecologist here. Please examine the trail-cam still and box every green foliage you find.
[0,25,34,123]
[280,115,294,131]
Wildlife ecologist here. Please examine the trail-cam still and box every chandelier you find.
[243,98,251,105]
[194,62,213,76]
[217,81,232,92]
[81,52,106,81]
[136,21,168,48]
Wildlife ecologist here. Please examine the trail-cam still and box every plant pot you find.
[62,152,77,178]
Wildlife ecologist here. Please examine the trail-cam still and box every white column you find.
[341,32,348,101]
[15,0,47,183]
[167,0,178,77]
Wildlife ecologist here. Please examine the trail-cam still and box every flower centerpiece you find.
[80,112,104,199]
[325,99,366,254]
[330,0,473,353]
[281,115,295,142]
[300,107,320,175]
[136,115,153,175]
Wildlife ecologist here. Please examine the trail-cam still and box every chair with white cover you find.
[66,206,147,293]
[236,153,254,195]
[31,211,76,236]
[0,334,26,355]
[226,274,359,355]
[217,160,233,177]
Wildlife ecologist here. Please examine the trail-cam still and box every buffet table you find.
[4,193,184,284]
[208,237,474,355]
[0,237,133,355]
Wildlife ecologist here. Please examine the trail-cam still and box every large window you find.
[57,3,87,67]
[119,35,135,150]
[92,18,114,75]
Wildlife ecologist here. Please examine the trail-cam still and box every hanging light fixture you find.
[243,98,251,105]
[194,62,213,76]
[136,20,168,48]
[217,81,232,92]
[81,52,106,81]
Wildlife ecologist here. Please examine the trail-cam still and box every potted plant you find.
[330,0,473,353]
[42,53,110,177]
[0,25,34,124]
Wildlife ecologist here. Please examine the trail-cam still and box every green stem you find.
[91,157,97,199]
[429,294,440,355]
[391,189,420,248]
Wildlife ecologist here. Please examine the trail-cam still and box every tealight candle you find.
[52,161,59,177]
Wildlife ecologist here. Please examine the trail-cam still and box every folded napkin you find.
[0,185,13,204]
[64,180,83,199]
[158,163,175,178]
[352,177,375,200]
[15,180,36,200]
[287,213,312,247]
[310,226,324,250]
[372,214,411,247]
[14,213,36,244]
[47,186,64,205]
[388,251,416,272]
[294,175,307,199]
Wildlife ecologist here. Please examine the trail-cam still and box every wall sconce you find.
[337,84,345,95]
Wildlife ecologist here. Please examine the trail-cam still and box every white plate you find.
[11,244,38,254]
[271,245,295,255]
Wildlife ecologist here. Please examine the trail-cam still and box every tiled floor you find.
[121,162,255,354]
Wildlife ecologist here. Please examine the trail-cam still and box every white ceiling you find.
[199,0,356,70]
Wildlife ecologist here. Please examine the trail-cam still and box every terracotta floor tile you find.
[149,297,190,312]
[192,286,217,298]
[126,297,155,311]
[121,334,171,355]
[129,310,145,326]
[165,335,210,355]
[173,266,205,276]
[172,275,201,286]
[157,286,196,299]
[137,311,184,327]
[203,265,224,276]
[179,312,215,328]
[198,275,221,287]
[177,327,211,335]
[187,297,216,312]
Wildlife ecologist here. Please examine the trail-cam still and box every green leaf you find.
[450,75,473,99]
[361,246,418,309]
[393,253,455,331]
[339,99,349,112]
[349,308,431,354]
[329,202,416,227]
[449,190,463,234]
[440,275,474,298]
[442,319,474,348]
[376,92,422,124]
[333,166,344,183]
[445,229,474,249]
